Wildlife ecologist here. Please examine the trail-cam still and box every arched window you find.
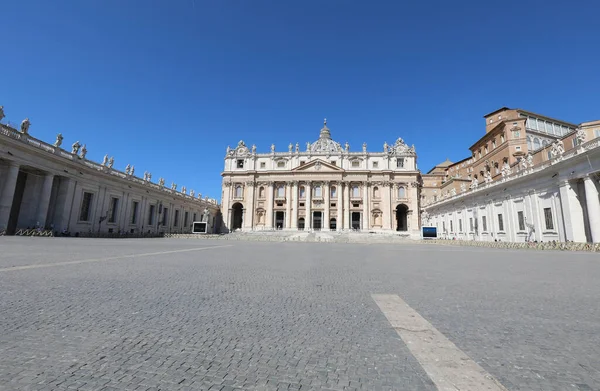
[542,140,549,147]
[373,186,380,198]
[235,185,243,198]
[277,161,285,168]
[330,186,337,198]
[526,136,532,151]
[351,185,360,198]
[276,185,285,198]
[299,186,306,199]
[259,186,265,198]
[314,185,322,198]
[398,186,406,199]
[533,138,541,150]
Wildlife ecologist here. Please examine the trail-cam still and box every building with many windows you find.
[221,120,421,237]
[422,108,600,243]
[0,116,219,236]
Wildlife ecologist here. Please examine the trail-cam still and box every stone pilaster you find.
[266,182,274,229]
[336,182,343,231]
[558,180,586,242]
[244,181,255,229]
[285,181,292,229]
[343,182,350,230]
[323,182,330,230]
[305,181,312,229]
[362,182,369,230]
[291,181,298,229]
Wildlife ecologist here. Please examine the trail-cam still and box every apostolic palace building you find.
[220,120,422,237]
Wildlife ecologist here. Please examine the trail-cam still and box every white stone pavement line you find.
[372,294,509,391]
[0,245,233,273]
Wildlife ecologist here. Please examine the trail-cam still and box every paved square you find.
[0,238,599,390]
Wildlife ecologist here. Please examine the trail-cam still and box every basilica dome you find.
[309,119,343,153]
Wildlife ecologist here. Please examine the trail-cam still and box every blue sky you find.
[2,0,599,200]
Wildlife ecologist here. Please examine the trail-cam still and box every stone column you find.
[291,181,298,229]
[35,173,55,228]
[305,181,312,229]
[382,183,391,231]
[244,182,255,229]
[323,182,330,230]
[266,182,274,229]
[343,182,350,230]
[583,175,600,243]
[285,182,292,229]
[0,162,20,231]
[362,182,369,230]
[558,180,586,242]
[336,182,343,231]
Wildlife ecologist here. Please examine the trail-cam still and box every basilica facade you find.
[221,120,421,237]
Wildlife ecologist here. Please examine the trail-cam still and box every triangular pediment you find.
[292,159,344,172]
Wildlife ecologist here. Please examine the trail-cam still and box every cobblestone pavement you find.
[0,237,599,391]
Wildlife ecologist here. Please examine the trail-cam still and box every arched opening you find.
[395,204,408,232]
[298,217,305,230]
[259,186,265,198]
[231,203,243,230]
[313,211,322,230]
[329,218,337,231]
[373,186,380,198]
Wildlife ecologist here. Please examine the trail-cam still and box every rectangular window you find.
[174,210,179,227]
[314,186,322,197]
[459,219,462,232]
[162,208,168,226]
[236,159,244,168]
[396,158,404,168]
[544,208,554,230]
[330,161,337,166]
[193,212,197,222]
[594,129,600,137]
[372,161,379,168]
[260,162,266,168]
[482,216,487,232]
[148,204,156,225]
[300,161,306,166]
[517,211,525,231]
[351,160,360,168]
[450,220,453,232]
[277,186,285,198]
[352,186,360,198]
[130,201,139,225]
[497,214,504,231]
[469,217,473,232]
[572,138,578,148]
[442,221,446,232]
[79,192,94,222]
[184,211,189,227]
[108,197,119,223]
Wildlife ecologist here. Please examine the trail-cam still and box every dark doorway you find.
[313,211,322,230]
[351,212,361,230]
[298,217,305,230]
[329,218,337,231]
[275,211,284,229]
[231,203,243,230]
[396,204,408,231]
[7,171,27,235]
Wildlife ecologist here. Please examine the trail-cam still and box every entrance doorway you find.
[275,211,284,229]
[313,211,322,230]
[298,217,305,230]
[396,204,408,231]
[329,218,337,231]
[351,212,361,230]
[231,203,243,230]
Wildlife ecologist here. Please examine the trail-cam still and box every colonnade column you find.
[362,182,369,230]
[558,179,586,242]
[35,173,55,228]
[323,182,330,230]
[266,182,274,229]
[583,175,600,242]
[285,181,292,229]
[291,181,298,230]
[244,182,255,229]
[0,162,20,231]
[343,182,350,230]
[336,182,343,231]
[382,182,391,231]
[305,181,312,229]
